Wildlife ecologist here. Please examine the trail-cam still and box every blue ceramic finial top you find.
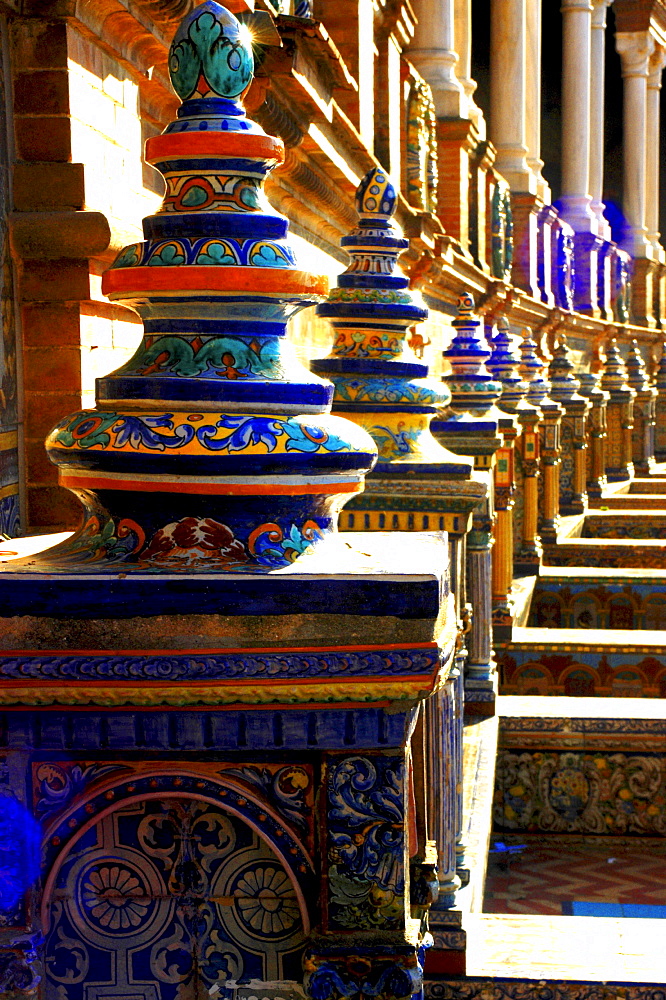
[355,167,398,220]
[169,1,254,101]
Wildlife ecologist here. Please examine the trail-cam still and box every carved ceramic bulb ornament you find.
[40,0,377,572]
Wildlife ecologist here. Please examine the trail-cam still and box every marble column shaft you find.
[590,0,612,239]
[489,0,534,192]
[560,0,596,232]
[410,0,465,116]
[647,46,666,254]
[615,30,655,257]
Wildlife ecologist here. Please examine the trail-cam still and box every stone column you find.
[560,0,605,315]
[410,0,466,117]
[615,31,655,257]
[590,0,612,240]
[647,47,666,253]
[647,45,666,324]
[560,0,596,231]
[489,0,534,193]
[526,0,549,201]
[455,0,484,130]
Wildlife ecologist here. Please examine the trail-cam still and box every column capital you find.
[616,30,655,77]
[591,0,613,30]
[648,43,666,87]
[561,0,593,12]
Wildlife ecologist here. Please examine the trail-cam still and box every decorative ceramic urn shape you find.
[40,0,377,571]
[311,167,462,472]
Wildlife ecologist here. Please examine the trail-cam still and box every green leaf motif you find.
[169,38,200,101]
[169,9,253,101]
[196,242,239,266]
[148,244,186,266]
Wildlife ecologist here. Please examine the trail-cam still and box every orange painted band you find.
[60,475,361,496]
[102,266,329,297]
[146,132,285,163]
[0,674,434,691]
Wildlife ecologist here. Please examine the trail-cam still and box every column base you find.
[464,668,497,718]
[631,256,658,327]
[304,940,424,1000]
[510,191,542,298]
[426,910,466,976]
[587,473,607,499]
[514,541,543,574]
[436,117,479,256]
[572,231,603,316]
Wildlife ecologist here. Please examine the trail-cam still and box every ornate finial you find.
[601,338,632,396]
[312,170,466,469]
[548,334,583,402]
[442,294,501,415]
[316,167,426,363]
[486,316,529,412]
[355,167,398,220]
[626,339,651,393]
[169,2,254,102]
[519,327,550,407]
[39,0,377,573]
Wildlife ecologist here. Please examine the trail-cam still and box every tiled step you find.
[497,627,666,696]
[591,493,666,509]
[582,509,666,539]
[454,913,666,985]
[529,566,666,630]
[630,477,666,494]
[543,537,666,568]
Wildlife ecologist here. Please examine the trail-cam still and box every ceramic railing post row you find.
[0,7,458,1000]
[482,317,523,639]
[578,367,609,500]
[626,339,657,473]
[601,338,636,483]
[654,339,666,461]
[518,328,564,544]
[547,336,591,515]
[432,294,503,711]
[487,318,542,576]
[310,170,485,973]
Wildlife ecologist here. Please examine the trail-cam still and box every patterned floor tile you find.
[483,836,666,915]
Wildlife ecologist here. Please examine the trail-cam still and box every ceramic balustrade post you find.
[519,328,563,546]
[312,167,485,605]
[491,319,541,573]
[432,293,503,713]
[578,370,609,499]
[425,687,459,909]
[626,340,657,473]
[654,341,666,462]
[452,661,467,887]
[0,9,464,1000]
[601,339,636,482]
[465,515,495,704]
[548,337,591,515]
